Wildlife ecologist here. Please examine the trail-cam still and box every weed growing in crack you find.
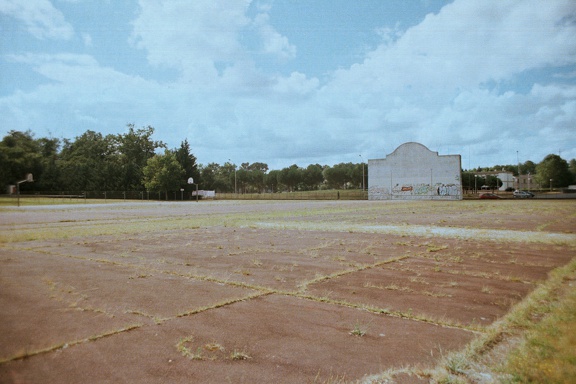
[481,286,493,294]
[349,321,367,337]
[230,349,251,360]
[176,336,196,359]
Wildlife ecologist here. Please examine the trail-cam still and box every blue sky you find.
[1,0,575,170]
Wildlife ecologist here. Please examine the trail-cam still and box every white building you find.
[368,142,462,200]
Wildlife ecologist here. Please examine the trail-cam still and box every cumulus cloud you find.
[0,0,74,40]
[1,0,574,168]
[329,0,576,94]
[130,0,252,83]
[315,0,576,164]
[253,12,296,60]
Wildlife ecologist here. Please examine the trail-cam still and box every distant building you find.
[516,174,537,191]
[368,142,462,200]
[473,170,515,191]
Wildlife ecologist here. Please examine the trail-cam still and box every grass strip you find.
[0,324,142,364]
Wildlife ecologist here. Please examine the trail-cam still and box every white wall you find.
[368,142,462,200]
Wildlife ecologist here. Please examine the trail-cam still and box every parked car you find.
[479,193,501,199]
[513,190,535,198]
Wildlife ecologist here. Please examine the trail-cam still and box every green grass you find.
[503,277,576,383]
[423,257,576,383]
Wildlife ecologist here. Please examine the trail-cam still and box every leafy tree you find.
[117,124,165,190]
[265,170,280,192]
[301,164,324,190]
[0,130,43,191]
[175,139,199,191]
[535,154,573,188]
[235,168,249,193]
[569,159,576,184]
[198,162,235,192]
[492,164,519,175]
[36,137,61,190]
[520,161,537,176]
[236,162,268,193]
[323,163,353,189]
[58,130,119,191]
[142,151,185,198]
[278,164,302,191]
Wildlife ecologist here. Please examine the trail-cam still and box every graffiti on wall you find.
[391,183,461,197]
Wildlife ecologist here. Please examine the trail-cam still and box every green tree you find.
[143,151,185,198]
[0,130,43,191]
[520,161,537,176]
[569,159,576,184]
[535,154,572,188]
[175,139,199,192]
[278,164,302,191]
[198,162,235,192]
[301,164,324,190]
[36,137,61,190]
[58,130,119,191]
[323,163,353,189]
[117,124,165,190]
[265,170,280,192]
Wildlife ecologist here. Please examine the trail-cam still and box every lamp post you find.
[359,155,365,191]
[550,178,553,192]
[474,175,478,194]
[17,173,34,207]
[229,159,237,194]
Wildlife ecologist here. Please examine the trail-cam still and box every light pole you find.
[474,175,478,194]
[359,155,365,191]
[229,159,237,194]
[550,178,553,192]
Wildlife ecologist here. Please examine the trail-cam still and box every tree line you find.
[0,126,367,195]
[2,126,574,196]
[461,157,576,191]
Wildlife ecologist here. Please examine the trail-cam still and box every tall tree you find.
[117,124,165,190]
[323,163,353,189]
[265,170,280,192]
[278,164,302,191]
[0,130,42,191]
[302,164,324,190]
[175,139,199,190]
[58,130,119,191]
[520,161,537,176]
[535,154,572,188]
[142,151,185,198]
[36,137,61,191]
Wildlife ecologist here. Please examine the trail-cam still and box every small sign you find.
[187,177,194,184]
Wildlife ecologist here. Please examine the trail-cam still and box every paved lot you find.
[1,200,575,383]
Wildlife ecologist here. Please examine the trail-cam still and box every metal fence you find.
[5,189,369,204]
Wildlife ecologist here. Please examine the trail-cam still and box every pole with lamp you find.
[17,173,34,207]
[550,179,553,192]
[474,175,478,194]
[229,159,237,194]
[359,155,365,191]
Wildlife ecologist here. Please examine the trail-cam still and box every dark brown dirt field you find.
[1,200,575,383]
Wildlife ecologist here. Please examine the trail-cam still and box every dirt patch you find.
[1,200,575,383]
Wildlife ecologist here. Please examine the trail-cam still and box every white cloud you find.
[1,0,574,169]
[273,72,318,95]
[130,0,252,83]
[81,32,92,47]
[0,0,74,40]
[253,12,296,60]
[328,0,576,94]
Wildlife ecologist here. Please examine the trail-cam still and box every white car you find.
[513,190,535,198]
